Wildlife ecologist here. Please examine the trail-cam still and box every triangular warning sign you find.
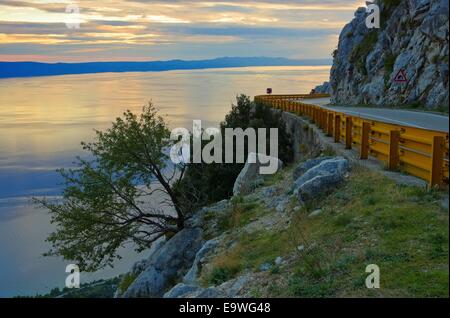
[394,69,408,83]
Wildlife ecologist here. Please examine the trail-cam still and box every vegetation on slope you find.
[201,164,449,297]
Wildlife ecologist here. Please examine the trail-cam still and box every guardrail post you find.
[360,122,370,159]
[334,115,341,143]
[345,117,352,149]
[327,113,333,136]
[388,130,400,170]
[321,110,326,130]
[318,109,322,128]
[430,136,445,187]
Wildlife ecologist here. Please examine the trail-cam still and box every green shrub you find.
[384,53,397,74]
[334,214,353,227]
[208,267,235,285]
[118,273,138,294]
[288,276,335,297]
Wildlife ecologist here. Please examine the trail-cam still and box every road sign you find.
[266,88,272,94]
[393,69,408,83]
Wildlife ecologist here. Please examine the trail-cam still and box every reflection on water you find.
[0,66,330,297]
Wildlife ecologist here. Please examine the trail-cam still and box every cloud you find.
[0,0,364,61]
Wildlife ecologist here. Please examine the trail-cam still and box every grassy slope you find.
[202,164,449,297]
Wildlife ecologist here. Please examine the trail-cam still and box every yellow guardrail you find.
[255,94,449,188]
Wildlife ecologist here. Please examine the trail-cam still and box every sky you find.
[0,0,367,62]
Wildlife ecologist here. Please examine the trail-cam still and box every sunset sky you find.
[0,0,366,62]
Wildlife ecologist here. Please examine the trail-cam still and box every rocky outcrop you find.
[292,156,333,180]
[293,157,349,203]
[164,274,252,298]
[330,0,449,110]
[182,238,220,285]
[313,81,331,94]
[233,152,283,196]
[122,227,203,298]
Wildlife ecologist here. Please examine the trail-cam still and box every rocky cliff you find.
[329,0,449,110]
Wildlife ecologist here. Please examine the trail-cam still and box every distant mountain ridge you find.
[0,57,331,79]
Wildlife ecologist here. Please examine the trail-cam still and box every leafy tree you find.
[35,103,188,271]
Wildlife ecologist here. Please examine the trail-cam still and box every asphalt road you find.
[297,98,449,133]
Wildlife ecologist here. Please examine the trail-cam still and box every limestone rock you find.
[293,157,349,202]
[313,81,331,94]
[293,157,334,180]
[308,209,323,218]
[183,238,220,285]
[233,152,283,196]
[164,274,251,298]
[122,227,203,298]
[330,0,449,110]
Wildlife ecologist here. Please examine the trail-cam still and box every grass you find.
[202,229,295,286]
[117,272,138,294]
[216,196,268,232]
[207,267,236,285]
[286,166,448,297]
[205,165,449,297]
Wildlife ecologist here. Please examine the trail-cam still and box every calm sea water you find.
[0,66,330,297]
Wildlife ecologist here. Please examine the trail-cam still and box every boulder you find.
[233,153,283,196]
[131,237,166,275]
[308,209,323,218]
[122,227,203,298]
[114,237,167,298]
[293,157,349,202]
[275,196,290,214]
[275,257,284,266]
[259,262,272,272]
[183,238,220,285]
[293,157,334,180]
[164,274,251,298]
[163,283,201,298]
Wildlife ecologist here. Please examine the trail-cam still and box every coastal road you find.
[296,98,449,133]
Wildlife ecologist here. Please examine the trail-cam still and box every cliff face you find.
[330,0,449,110]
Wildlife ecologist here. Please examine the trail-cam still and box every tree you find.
[35,103,188,272]
[174,94,293,210]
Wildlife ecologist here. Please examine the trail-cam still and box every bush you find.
[118,273,138,294]
[208,267,236,285]
[175,95,293,211]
